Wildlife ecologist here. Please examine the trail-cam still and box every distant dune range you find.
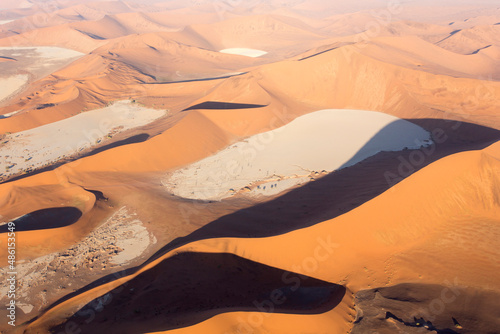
[1,38,499,138]
[0,1,499,333]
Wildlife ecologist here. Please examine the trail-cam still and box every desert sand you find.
[0,1,499,333]
[23,141,500,334]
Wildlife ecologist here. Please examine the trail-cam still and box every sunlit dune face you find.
[163,109,432,201]
[219,48,268,57]
[1,1,500,333]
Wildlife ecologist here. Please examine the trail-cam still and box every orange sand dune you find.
[43,78,301,176]
[392,2,498,25]
[2,36,498,178]
[0,24,105,52]
[92,32,263,81]
[259,45,500,127]
[66,109,238,174]
[189,141,500,290]
[6,41,497,176]
[1,3,500,334]
[0,56,15,62]
[436,24,500,55]
[140,8,225,30]
[54,1,132,22]
[70,15,131,39]
[20,141,500,333]
[0,0,134,37]
[0,171,98,261]
[110,12,181,33]
[182,72,274,112]
[319,12,396,36]
[159,304,354,334]
[354,35,500,79]
[479,44,500,60]
[69,12,181,41]
[381,20,454,37]
[186,15,328,58]
[0,12,498,334]
[446,9,500,29]
[318,14,452,37]
[0,62,220,135]
[3,5,497,134]
[0,52,228,134]
[0,43,163,126]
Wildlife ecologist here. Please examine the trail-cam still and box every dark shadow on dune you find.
[337,119,433,170]
[74,29,106,40]
[351,283,500,334]
[471,44,493,55]
[23,118,500,330]
[149,118,500,257]
[183,101,267,111]
[0,56,17,61]
[85,133,150,157]
[436,29,461,44]
[1,133,149,185]
[50,252,346,334]
[83,188,108,201]
[148,72,247,84]
[0,207,82,233]
[35,103,56,110]
[298,45,346,61]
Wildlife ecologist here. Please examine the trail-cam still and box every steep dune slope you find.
[186,15,328,58]
[50,252,353,334]
[173,141,500,289]
[0,24,105,52]
[20,141,500,333]
[4,41,497,178]
[0,58,223,136]
[0,0,133,37]
[436,24,500,55]
[353,35,500,79]
[0,171,100,261]
[92,32,264,81]
[381,20,454,38]
[0,4,499,333]
[258,45,500,127]
[69,12,181,40]
[0,53,155,134]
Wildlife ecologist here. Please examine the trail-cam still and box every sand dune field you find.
[0,1,499,333]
